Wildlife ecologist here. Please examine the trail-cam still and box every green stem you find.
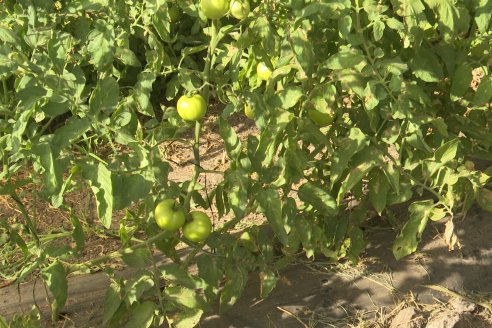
[2,78,8,104]
[182,19,220,212]
[148,243,166,314]
[10,192,40,245]
[67,230,171,274]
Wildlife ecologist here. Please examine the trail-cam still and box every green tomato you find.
[230,0,250,19]
[182,211,212,243]
[154,199,186,232]
[244,104,254,119]
[177,94,207,121]
[257,62,272,81]
[308,108,335,127]
[200,0,230,19]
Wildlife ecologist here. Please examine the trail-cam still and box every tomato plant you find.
[0,0,491,327]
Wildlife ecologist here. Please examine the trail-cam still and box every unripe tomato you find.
[244,104,254,119]
[177,94,207,121]
[308,108,335,127]
[257,62,272,81]
[230,0,250,20]
[182,211,212,242]
[200,0,229,20]
[154,199,186,232]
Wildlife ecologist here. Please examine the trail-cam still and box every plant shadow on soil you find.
[199,205,492,328]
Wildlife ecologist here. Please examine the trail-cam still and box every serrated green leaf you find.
[165,286,201,309]
[325,48,365,70]
[291,28,315,76]
[87,19,115,72]
[337,161,376,204]
[473,75,492,106]
[434,138,459,164]
[268,86,304,110]
[115,47,141,67]
[257,189,288,245]
[70,215,85,251]
[103,281,122,325]
[220,267,247,311]
[161,263,207,290]
[392,200,433,260]
[475,0,492,33]
[373,20,385,41]
[0,26,20,44]
[424,0,469,41]
[477,188,492,212]
[410,48,443,82]
[124,301,155,328]
[89,76,120,114]
[133,71,156,116]
[450,63,472,101]
[112,173,153,210]
[219,117,241,160]
[298,182,338,217]
[41,261,68,313]
[368,170,390,215]
[330,128,368,185]
[121,247,152,268]
[124,271,154,305]
[82,163,113,228]
[174,308,203,328]
[260,270,278,298]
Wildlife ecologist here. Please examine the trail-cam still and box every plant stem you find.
[2,79,8,104]
[182,19,220,212]
[67,230,170,274]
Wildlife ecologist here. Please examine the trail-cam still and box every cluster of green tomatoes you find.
[154,199,213,243]
[175,0,335,126]
[175,0,276,123]
[176,60,272,122]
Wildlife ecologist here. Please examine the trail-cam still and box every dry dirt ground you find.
[1,108,492,327]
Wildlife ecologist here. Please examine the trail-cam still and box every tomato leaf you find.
[473,75,492,106]
[121,247,152,268]
[368,169,390,215]
[260,270,278,298]
[89,76,120,115]
[41,261,68,315]
[219,117,242,160]
[103,280,122,325]
[165,286,202,309]
[124,301,155,328]
[174,308,204,328]
[330,128,368,186]
[392,200,433,260]
[87,19,115,72]
[82,163,113,229]
[257,189,288,245]
[477,188,492,212]
[298,182,338,217]
[410,48,443,82]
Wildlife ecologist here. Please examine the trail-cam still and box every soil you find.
[1,107,492,327]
